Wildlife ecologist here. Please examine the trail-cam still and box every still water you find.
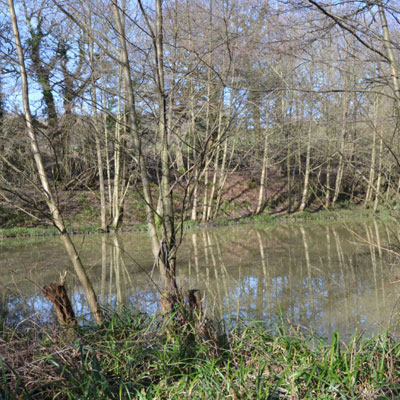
[1,219,400,338]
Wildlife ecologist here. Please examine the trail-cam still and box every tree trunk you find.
[155,0,179,297]
[112,0,160,264]
[299,119,312,211]
[256,106,270,214]
[214,138,229,219]
[378,2,400,106]
[332,93,348,206]
[89,45,107,231]
[42,274,76,326]
[365,115,377,207]
[373,137,383,213]
[206,98,224,221]
[8,0,104,325]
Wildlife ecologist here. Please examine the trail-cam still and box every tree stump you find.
[160,291,175,313]
[187,289,202,316]
[42,274,76,326]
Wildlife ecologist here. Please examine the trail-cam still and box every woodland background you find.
[1,0,400,231]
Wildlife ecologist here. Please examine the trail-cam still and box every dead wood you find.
[42,273,76,326]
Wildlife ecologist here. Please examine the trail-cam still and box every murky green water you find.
[2,219,400,337]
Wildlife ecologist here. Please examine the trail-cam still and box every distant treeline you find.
[1,0,399,229]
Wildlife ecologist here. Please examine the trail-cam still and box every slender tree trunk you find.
[201,158,210,222]
[89,38,107,231]
[256,106,270,214]
[8,0,104,325]
[206,97,224,221]
[299,119,312,212]
[191,171,199,221]
[111,85,122,230]
[325,159,331,208]
[189,77,198,221]
[101,80,113,220]
[373,137,383,213]
[332,93,348,206]
[155,0,179,297]
[214,138,229,219]
[201,0,214,223]
[112,0,159,262]
[365,120,377,207]
[94,129,107,231]
[378,2,400,106]
[282,96,292,213]
[213,70,236,220]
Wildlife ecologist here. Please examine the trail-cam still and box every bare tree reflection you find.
[3,220,400,336]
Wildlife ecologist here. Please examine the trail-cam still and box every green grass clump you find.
[0,226,60,237]
[0,225,106,238]
[251,213,277,224]
[1,310,400,399]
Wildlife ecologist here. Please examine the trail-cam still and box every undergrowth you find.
[1,206,394,238]
[1,309,400,399]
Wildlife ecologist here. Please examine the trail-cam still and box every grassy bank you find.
[1,310,400,399]
[0,207,394,238]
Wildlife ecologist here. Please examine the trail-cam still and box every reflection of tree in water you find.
[0,289,9,323]
[185,222,400,337]
[5,293,53,325]
[3,233,159,323]
[4,221,400,335]
[0,288,8,321]
[104,234,164,314]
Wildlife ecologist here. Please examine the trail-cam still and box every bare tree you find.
[7,0,103,325]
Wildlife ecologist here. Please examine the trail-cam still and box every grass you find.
[1,309,400,399]
[212,206,392,229]
[0,225,105,238]
[0,205,395,238]
[0,226,60,237]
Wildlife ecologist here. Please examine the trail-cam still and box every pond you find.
[1,218,400,338]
